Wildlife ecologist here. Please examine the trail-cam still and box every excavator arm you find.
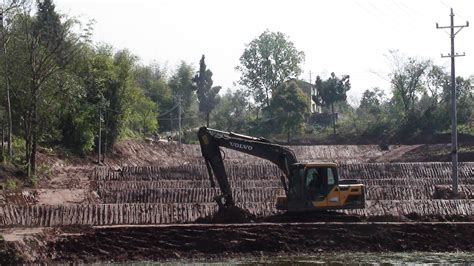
[197,127,298,208]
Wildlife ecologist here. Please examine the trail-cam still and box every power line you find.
[156,102,179,118]
[439,0,469,22]
[439,0,449,9]
[158,116,199,121]
[436,8,469,196]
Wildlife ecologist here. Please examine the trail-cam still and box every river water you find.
[105,252,474,265]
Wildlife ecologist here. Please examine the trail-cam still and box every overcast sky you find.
[54,0,474,102]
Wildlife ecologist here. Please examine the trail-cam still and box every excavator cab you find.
[279,162,365,212]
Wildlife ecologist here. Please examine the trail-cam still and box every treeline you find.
[216,34,474,145]
[0,0,473,179]
[347,52,473,144]
[0,0,221,177]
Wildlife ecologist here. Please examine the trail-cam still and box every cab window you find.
[327,168,335,186]
[304,167,338,200]
[305,167,325,200]
[289,168,304,201]
[305,168,318,188]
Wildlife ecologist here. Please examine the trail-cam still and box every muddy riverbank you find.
[2,222,472,263]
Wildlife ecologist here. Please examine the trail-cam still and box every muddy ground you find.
[2,222,472,263]
[1,141,474,263]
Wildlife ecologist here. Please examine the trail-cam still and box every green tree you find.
[355,88,390,138]
[390,58,430,116]
[314,73,351,135]
[359,88,385,116]
[7,0,83,176]
[134,63,171,106]
[60,45,114,154]
[62,47,161,154]
[213,89,250,132]
[420,65,450,135]
[236,30,305,108]
[134,63,172,131]
[168,62,198,132]
[425,65,448,104]
[192,55,220,127]
[104,49,137,150]
[0,0,25,160]
[270,81,309,143]
[127,87,158,135]
[387,53,434,140]
[453,76,473,125]
[169,61,195,112]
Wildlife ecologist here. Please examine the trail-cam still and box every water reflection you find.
[103,252,474,265]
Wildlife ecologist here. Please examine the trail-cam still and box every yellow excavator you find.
[197,127,365,212]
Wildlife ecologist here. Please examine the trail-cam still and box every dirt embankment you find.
[1,140,474,263]
[8,223,470,263]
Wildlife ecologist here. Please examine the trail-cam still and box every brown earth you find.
[9,222,469,263]
[396,143,474,162]
[24,141,474,192]
[1,140,474,263]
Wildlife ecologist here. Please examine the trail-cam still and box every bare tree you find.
[0,0,25,159]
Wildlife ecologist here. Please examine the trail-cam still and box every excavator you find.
[197,127,365,212]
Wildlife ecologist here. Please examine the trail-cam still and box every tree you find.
[60,45,114,154]
[270,81,309,143]
[0,0,25,160]
[386,53,433,140]
[314,73,351,135]
[168,62,197,131]
[127,87,158,135]
[7,0,83,176]
[134,63,171,131]
[390,58,430,116]
[425,65,448,104]
[192,55,220,127]
[236,30,305,108]
[104,49,137,151]
[453,76,473,125]
[213,89,250,132]
[169,62,195,112]
[134,63,175,132]
[134,63,171,105]
[359,88,385,116]
[355,88,391,138]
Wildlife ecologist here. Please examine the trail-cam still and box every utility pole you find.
[98,107,102,165]
[178,94,182,144]
[178,94,183,144]
[1,122,4,158]
[103,108,108,164]
[436,8,469,196]
[308,70,313,113]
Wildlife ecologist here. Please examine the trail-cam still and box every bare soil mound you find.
[395,143,474,162]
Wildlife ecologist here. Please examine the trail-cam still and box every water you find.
[240,252,474,265]
[104,252,474,265]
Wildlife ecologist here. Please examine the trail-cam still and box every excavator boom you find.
[198,127,297,207]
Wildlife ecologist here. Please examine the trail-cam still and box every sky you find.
[54,0,474,103]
